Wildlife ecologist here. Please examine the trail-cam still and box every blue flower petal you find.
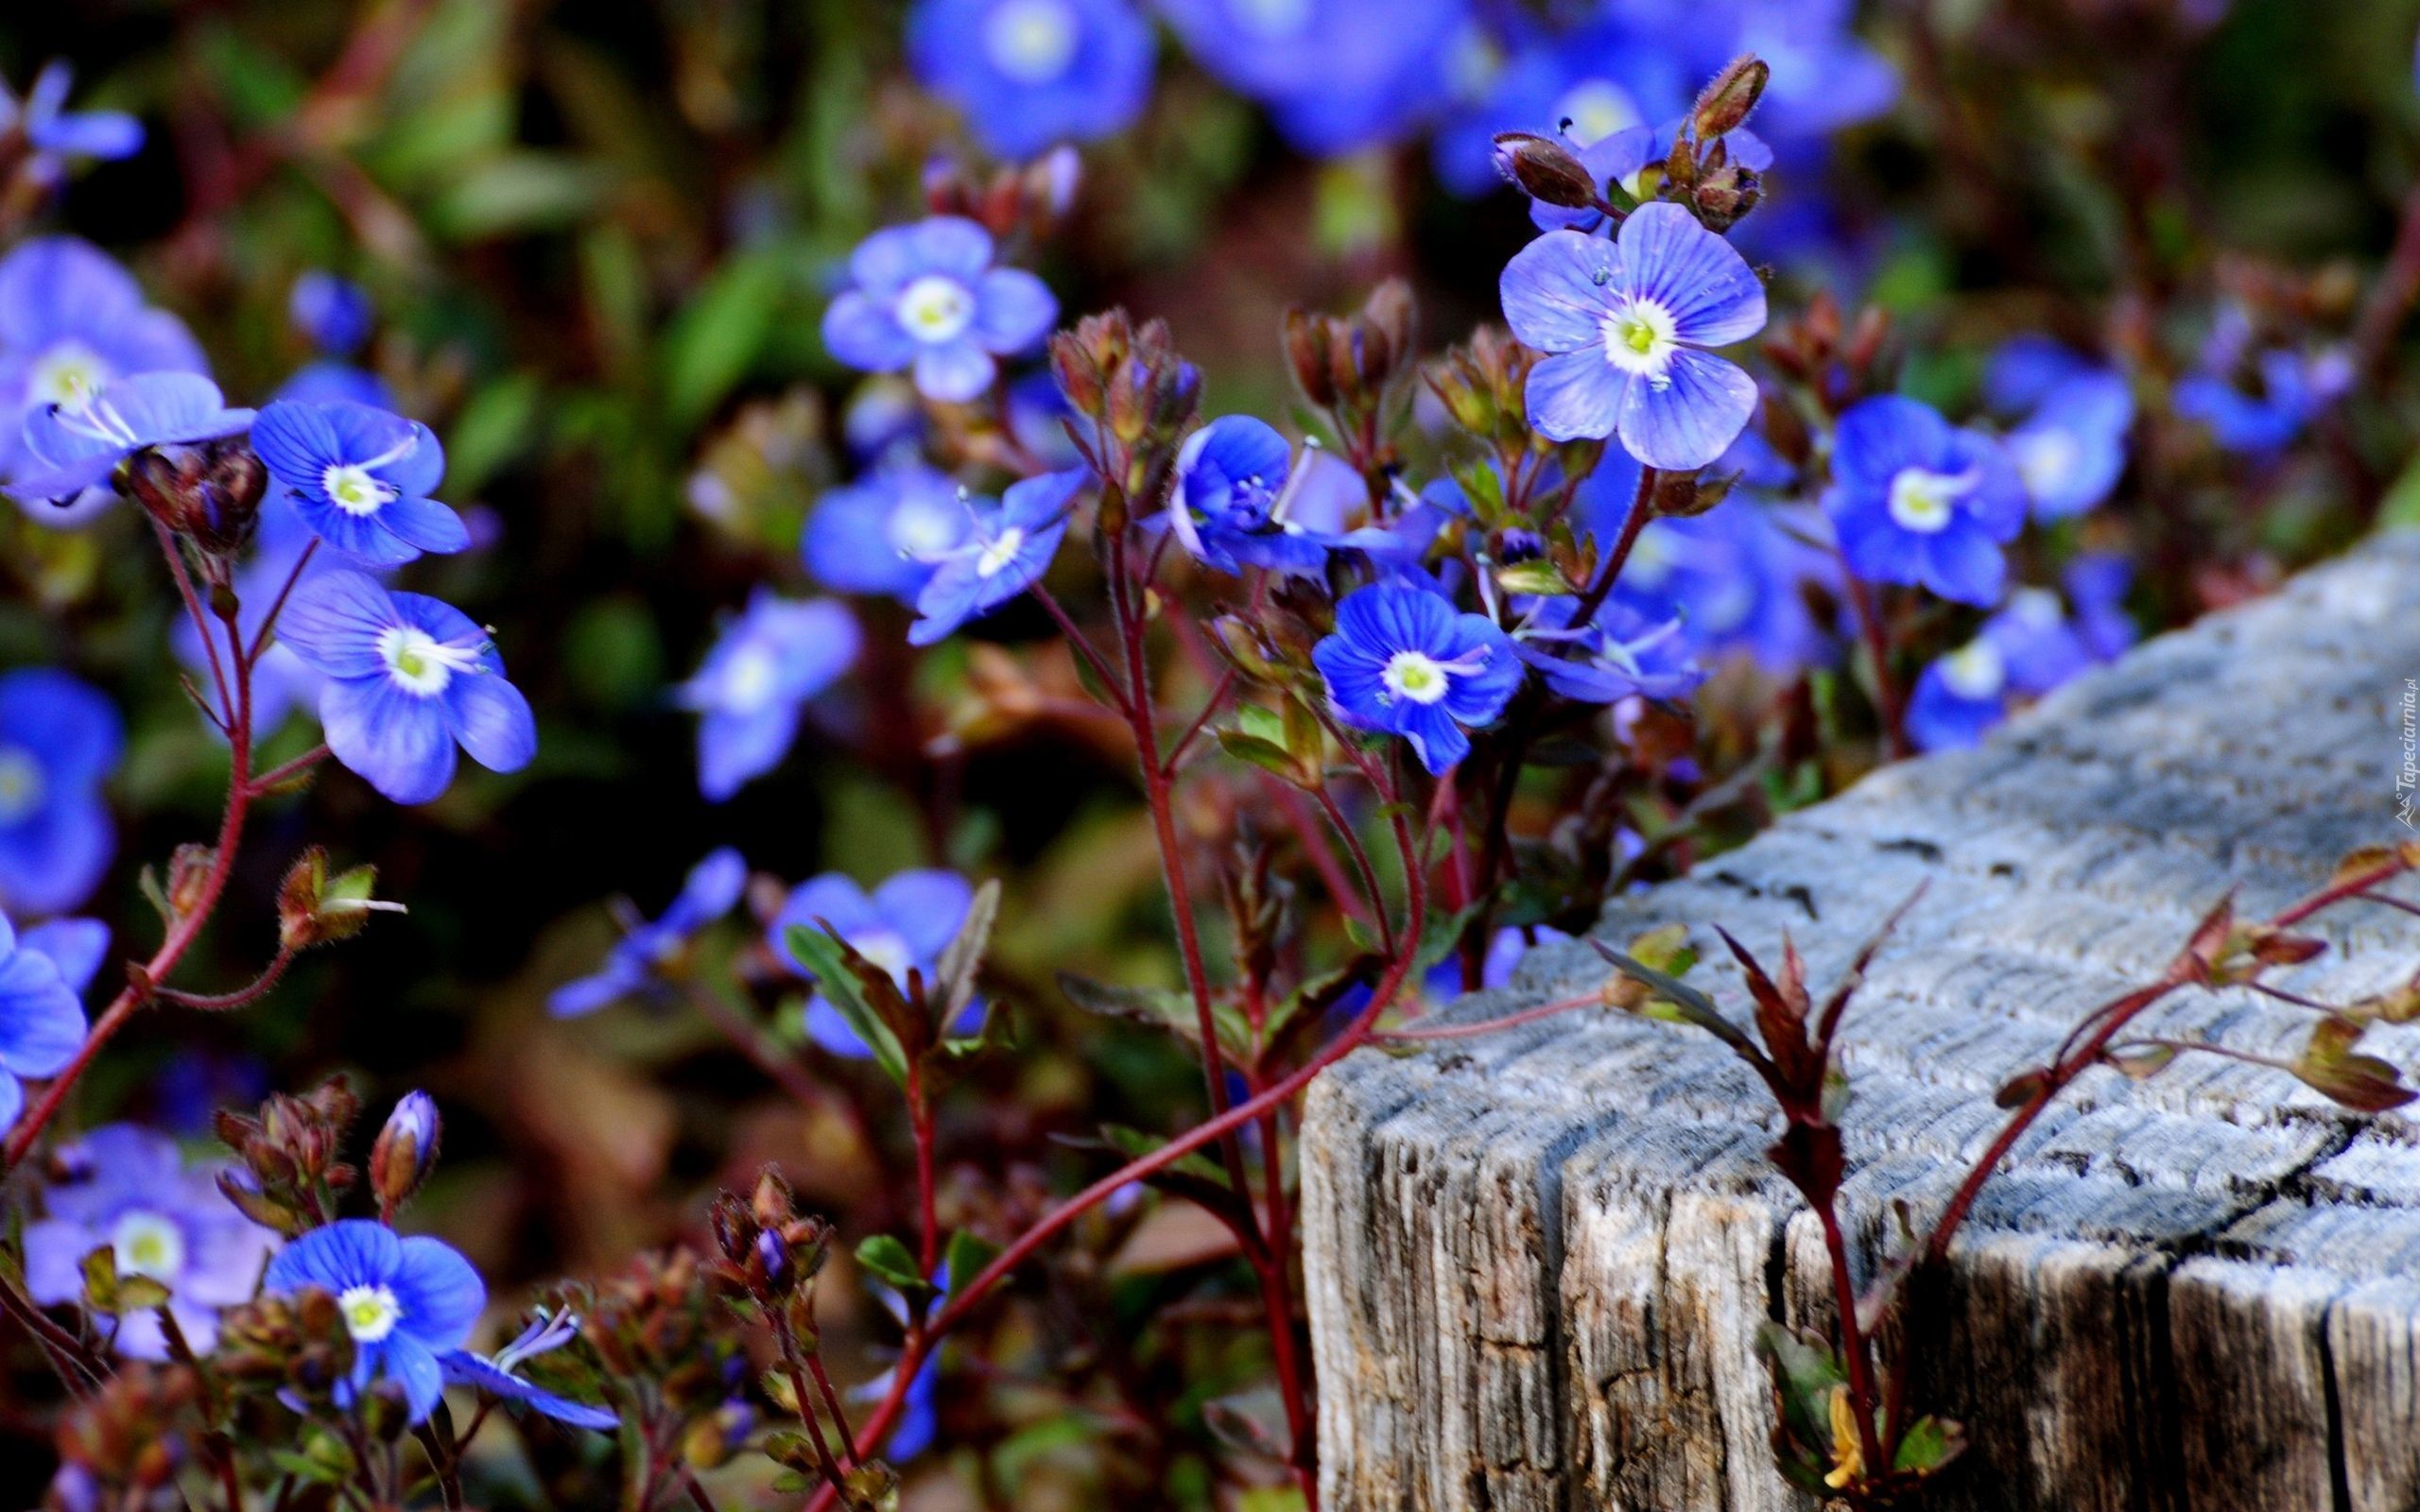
[1524,347,1624,443]
[321,675,458,805]
[973,268,1058,353]
[1616,347,1757,471]
[1615,202,1766,348]
[1499,231,1617,353]
[823,291,918,372]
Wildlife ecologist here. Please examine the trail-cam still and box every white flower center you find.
[1885,467,1975,534]
[1600,298,1679,387]
[0,745,44,822]
[855,929,914,980]
[720,641,784,713]
[378,626,481,697]
[2010,428,2079,499]
[322,462,393,517]
[976,526,1026,578]
[1229,0,1311,38]
[2006,587,2062,629]
[984,0,1080,83]
[110,1211,186,1284]
[889,495,962,558]
[1941,639,2007,701]
[1382,650,1454,705]
[28,341,111,412]
[338,1283,404,1344]
[1554,78,1642,146]
[895,276,977,345]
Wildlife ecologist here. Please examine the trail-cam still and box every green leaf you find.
[785,926,909,1083]
[943,1228,1000,1289]
[1217,729,1307,784]
[1893,1414,1966,1475]
[1495,559,1573,596]
[430,152,610,240]
[854,1234,929,1296]
[445,374,544,499]
[662,250,786,431]
[933,879,1001,1023]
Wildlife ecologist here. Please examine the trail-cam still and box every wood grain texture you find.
[1301,530,2420,1511]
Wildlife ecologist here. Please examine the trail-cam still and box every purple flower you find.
[1498,204,1767,469]
[440,1308,617,1431]
[1606,496,1836,674]
[551,849,750,1017]
[0,238,205,518]
[263,1220,486,1424]
[1905,587,2094,752]
[772,869,979,1057]
[803,463,970,603]
[1822,395,2025,607]
[25,1124,278,1359]
[678,593,862,801]
[0,912,91,1129]
[908,0,1155,159]
[0,669,123,918]
[0,63,141,172]
[821,217,1058,404]
[1163,416,1333,576]
[1314,581,1522,774]
[251,400,466,565]
[2174,347,2351,455]
[5,371,253,512]
[908,468,1082,644]
[2064,553,2137,663]
[277,571,538,805]
[2006,370,2133,521]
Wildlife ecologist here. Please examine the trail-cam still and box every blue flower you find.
[2174,347,2350,455]
[0,912,88,1130]
[25,1123,278,1360]
[909,0,1155,159]
[821,218,1058,404]
[1163,416,1334,576]
[289,272,373,356]
[172,543,333,736]
[0,238,206,516]
[273,360,395,412]
[772,869,980,1057]
[2005,369,2133,522]
[1514,599,1705,705]
[1608,501,1833,673]
[804,463,971,602]
[277,571,538,805]
[678,593,862,801]
[0,669,123,918]
[551,849,750,1017]
[1905,587,2093,752]
[1156,0,1469,156]
[1439,19,1678,197]
[1314,581,1522,774]
[5,371,254,512]
[1709,0,1897,142]
[1,63,141,172]
[2064,553,2136,663]
[263,1220,486,1424]
[439,1308,617,1431]
[1822,395,2025,607]
[1498,204,1768,469]
[251,400,466,566]
[908,468,1082,644]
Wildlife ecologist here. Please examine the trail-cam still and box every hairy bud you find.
[1492,131,1599,210]
[369,1091,441,1213]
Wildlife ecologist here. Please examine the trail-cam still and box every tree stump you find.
[1301,530,2420,1511]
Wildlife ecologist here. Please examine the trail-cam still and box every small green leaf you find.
[943,1228,1000,1289]
[785,926,909,1083]
[933,879,1001,1023]
[854,1234,929,1296]
[1893,1414,1966,1475]
[1495,559,1573,596]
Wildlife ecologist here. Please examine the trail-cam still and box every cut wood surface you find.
[1301,530,2420,1511]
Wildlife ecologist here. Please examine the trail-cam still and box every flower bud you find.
[278,848,398,952]
[1692,55,1770,141]
[1492,131,1599,210]
[369,1091,441,1211]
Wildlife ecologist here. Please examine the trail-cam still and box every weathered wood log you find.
[1302,530,2420,1511]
